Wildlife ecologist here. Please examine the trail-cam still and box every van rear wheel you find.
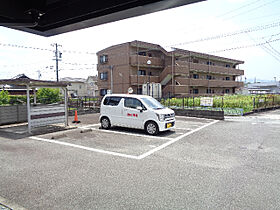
[101,117,111,129]
[145,121,159,135]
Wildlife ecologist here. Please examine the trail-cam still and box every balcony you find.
[130,55,164,68]
[130,75,160,84]
[189,79,208,87]
[190,63,244,76]
[162,85,189,95]
[189,79,243,88]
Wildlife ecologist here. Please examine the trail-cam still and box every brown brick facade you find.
[97,40,244,97]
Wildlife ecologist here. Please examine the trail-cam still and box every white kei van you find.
[99,94,175,135]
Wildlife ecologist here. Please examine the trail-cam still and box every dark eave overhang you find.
[0,0,205,37]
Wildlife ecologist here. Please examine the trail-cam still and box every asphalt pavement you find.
[0,110,280,209]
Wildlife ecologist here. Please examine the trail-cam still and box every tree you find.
[0,90,10,105]
[37,88,60,104]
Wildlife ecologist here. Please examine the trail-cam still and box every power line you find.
[266,42,280,57]
[267,33,280,57]
[223,0,279,21]
[0,42,53,52]
[61,49,96,55]
[0,19,279,61]
[168,20,280,47]
[62,61,97,66]
[244,32,280,63]
[216,0,263,18]
[209,37,280,54]
[0,42,96,55]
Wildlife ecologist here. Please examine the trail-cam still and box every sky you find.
[0,0,280,82]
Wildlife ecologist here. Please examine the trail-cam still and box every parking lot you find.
[1,110,280,209]
[30,116,218,160]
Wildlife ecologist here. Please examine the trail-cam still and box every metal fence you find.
[159,95,280,116]
[5,94,280,117]
[68,96,100,114]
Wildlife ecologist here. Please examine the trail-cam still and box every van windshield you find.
[141,97,164,110]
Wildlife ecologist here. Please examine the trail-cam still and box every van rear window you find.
[103,97,122,106]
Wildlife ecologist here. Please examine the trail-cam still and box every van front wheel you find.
[145,121,159,135]
[101,117,111,129]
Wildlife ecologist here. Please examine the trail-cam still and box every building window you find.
[79,85,82,89]
[193,89,199,94]
[206,75,212,80]
[225,89,230,94]
[99,55,108,64]
[226,77,230,81]
[193,59,199,63]
[206,61,215,66]
[148,53,152,57]
[193,74,199,79]
[100,89,107,96]
[138,70,146,75]
[138,51,146,56]
[207,89,215,94]
[100,72,108,80]
[226,64,231,68]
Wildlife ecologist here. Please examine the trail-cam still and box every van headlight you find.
[156,113,165,122]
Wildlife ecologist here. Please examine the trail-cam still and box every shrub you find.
[37,88,60,104]
[0,90,10,105]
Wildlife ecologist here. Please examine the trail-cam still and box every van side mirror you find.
[136,106,143,112]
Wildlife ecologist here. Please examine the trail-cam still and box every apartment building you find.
[97,40,244,97]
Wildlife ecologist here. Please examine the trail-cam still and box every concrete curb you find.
[174,109,224,120]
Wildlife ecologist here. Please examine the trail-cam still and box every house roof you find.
[60,77,87,83]
[172,48,244,64]
[0,0,204,37]
[248,82,280,88]
[0,78,69,88]
[86,76,97,82]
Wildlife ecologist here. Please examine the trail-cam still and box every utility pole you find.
[171,51,174,96]
[51,43,62,82]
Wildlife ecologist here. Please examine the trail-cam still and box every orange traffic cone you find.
[72,110,80,123]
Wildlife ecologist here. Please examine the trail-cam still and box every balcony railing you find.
[162,85,189,95]
[130,75,160,84]
[189,79,243,87]
[130,55,164,68]
[190,63,244,75]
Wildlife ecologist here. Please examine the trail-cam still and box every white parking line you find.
[30,136,140,159]
[29,120,219,160]
[79,123,100,129]
[137,120,219,159]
